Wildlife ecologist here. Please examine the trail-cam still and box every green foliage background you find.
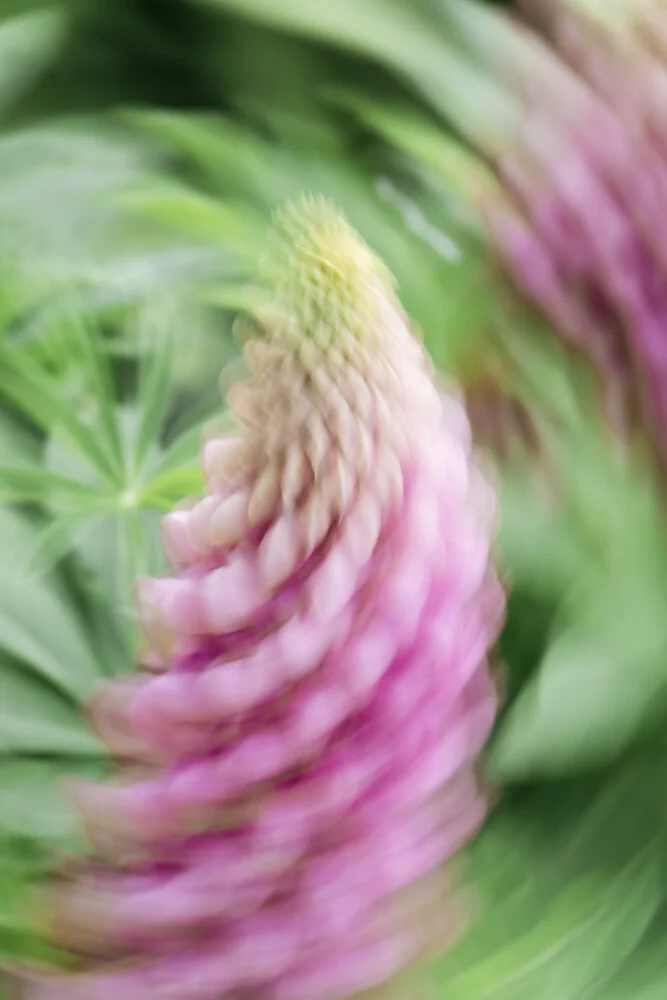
[0,1,666,998]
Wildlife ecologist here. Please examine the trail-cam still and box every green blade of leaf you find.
[600,907,667,999]
[0,757,106,845]
[490,602,667,781]
[498,471,587,601]
[124,111,278,204]
[0,350,121,485]
[0,657,103,757]
[202,283,268,313]
[23,509,109,579]
[432,756,666,1000]
[61,312,125,480]
[140,467,205,509]
[115,507,165,609]
[439,857,659,1000]
[146,423,204,479]
[0,467,114,506]
[0,411,39,468]
[327,90,500,209]
[118,184,265,264]
[0,508,106,700]
[195,0,522,148]
[0,9,64,118]
[133,321,175,476]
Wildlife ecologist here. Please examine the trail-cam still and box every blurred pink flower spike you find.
[19,195,505,1000]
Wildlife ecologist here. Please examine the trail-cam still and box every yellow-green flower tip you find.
[258,194,400,355]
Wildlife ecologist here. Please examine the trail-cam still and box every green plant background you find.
[0,2,665,998]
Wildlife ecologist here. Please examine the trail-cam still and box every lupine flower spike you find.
[464,0,667,467]
[17,197,505,1000]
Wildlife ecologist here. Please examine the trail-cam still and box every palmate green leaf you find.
[493,314,591,432]
[0,506,114,963]
[127,107,346,228]
[41,424,128,596]
[496,589,555,706]
[132,290,240,407]
[36,443,175,612]
[493,330,599,599]
[18,324,211,611]
[236,93,346,160]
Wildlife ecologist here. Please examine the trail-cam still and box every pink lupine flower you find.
[475,0,667,463]
[18,197,504,1000]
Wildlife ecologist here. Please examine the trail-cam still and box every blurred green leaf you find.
[0,467,113,506]
[0,123,155,304]
[118,183,265,262]
[498,471,585,601]
[601,907,667,999]
[0,411,39,467]
[0,507,104,701]
[140,466,205,508]
[430,752,667,1000]
[64,313,125,477]
[0,9,64,119]
[125,111,280,205]
[133,326,175,475]
[328,89,500,209]
[23,509,109,579]
[0,657,103,756]
[0,757,105,844]
[196,0,523,147]
[145,421,204,479]
[0,349,121,484]
[493,399,667,779]
[491,626,667,780]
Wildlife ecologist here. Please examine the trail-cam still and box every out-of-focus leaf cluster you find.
[1,0,667,996]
